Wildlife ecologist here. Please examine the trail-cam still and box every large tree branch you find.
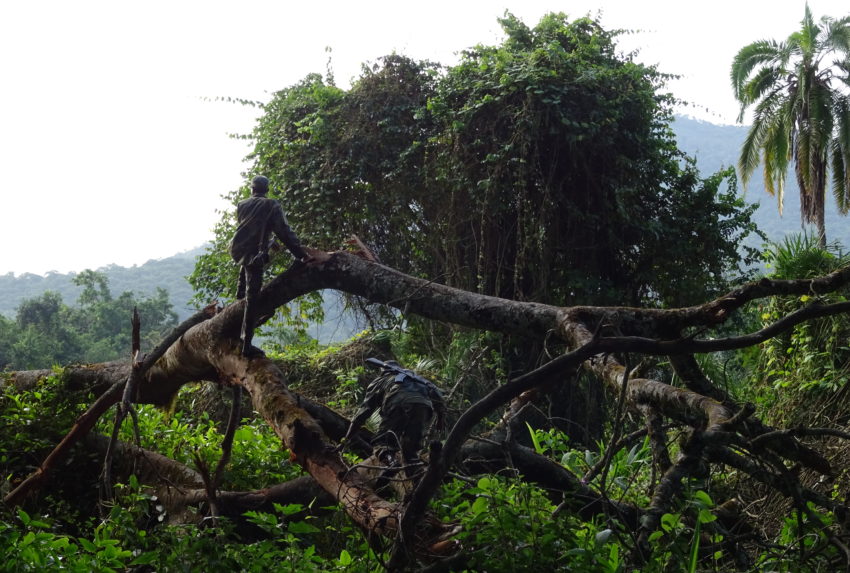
[83,433,335,520]
[562,263,850,335]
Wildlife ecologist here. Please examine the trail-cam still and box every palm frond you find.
[767,232,844,280]
[830,138,849,213]
[795,121,813,203]
[809,80,835,147]
[747,66,789,106]
[739,95,782,184]
[764,117,792,214]
[831,95,850,213]
[731,40,785,101]
[799,4,818,51]
[822,15,850,54]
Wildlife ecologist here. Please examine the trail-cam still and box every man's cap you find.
[251,176,270,194]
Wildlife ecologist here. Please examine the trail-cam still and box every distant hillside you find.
[671,116,850,249]
[0,245,360,344]
[0,247,202,322]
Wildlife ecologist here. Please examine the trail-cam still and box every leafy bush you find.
[0,508,141,572]
[756,235,850,408]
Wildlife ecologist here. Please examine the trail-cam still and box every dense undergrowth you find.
[0,373,719,572]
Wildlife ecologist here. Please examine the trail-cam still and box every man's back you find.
[230,196,304,264]
[231,196,277,264]
[382,374,437,411]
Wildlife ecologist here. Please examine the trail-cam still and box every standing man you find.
[229,175,310,357]
[344,359,446,466]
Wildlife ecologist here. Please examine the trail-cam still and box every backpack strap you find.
[248,202,275,265]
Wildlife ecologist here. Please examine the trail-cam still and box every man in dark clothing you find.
[344,360,446,466]
[229,175,309,357]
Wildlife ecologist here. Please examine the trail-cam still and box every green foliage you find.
[0,378,377,572]
[0,371,88,482]
[0,271,177,370]
[756,235,850,403]
[0,378,144,571]
[323,365,365,411]
[10,291,83,369]
[437,475,621,572]
[5,326,846,571]
[427,13,759,306]
[642,490,722,573]
[529,426,652,506]
[0,478,369,573]
[0,508,140,572]
[0,499,378,573]
[755,502,841,572]
[434,471,727,572]
[96,387,304,490]
[243,60,437,275]
[0,315,15,369]
[258,289,327,351]
[238,503,335,572]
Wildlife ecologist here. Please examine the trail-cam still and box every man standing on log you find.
[229,175,310,358]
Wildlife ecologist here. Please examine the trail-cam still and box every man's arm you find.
[344,407,373,441]
[343,379,384,440]
[269,203,308,260]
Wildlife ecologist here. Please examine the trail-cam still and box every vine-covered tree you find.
[731,3,850,246]
[193,13,762,311]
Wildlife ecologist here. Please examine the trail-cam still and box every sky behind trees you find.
[1,0,846,275]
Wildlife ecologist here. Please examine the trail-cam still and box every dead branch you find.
[102,307,143,499]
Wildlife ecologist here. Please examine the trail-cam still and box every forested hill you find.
[0,247,202,322]
[2,116,847,323]
[0,246,358,344]
[672,116,850,248]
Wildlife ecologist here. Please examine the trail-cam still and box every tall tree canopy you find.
[731,3,850,246]
[193,12,761,311]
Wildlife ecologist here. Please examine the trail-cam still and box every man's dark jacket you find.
[229,195,306,264]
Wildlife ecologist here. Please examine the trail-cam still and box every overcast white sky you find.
[1,0,846,276]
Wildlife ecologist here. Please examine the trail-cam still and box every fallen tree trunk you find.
[82,433,335,521]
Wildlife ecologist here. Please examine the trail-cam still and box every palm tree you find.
[731,4,850,246]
